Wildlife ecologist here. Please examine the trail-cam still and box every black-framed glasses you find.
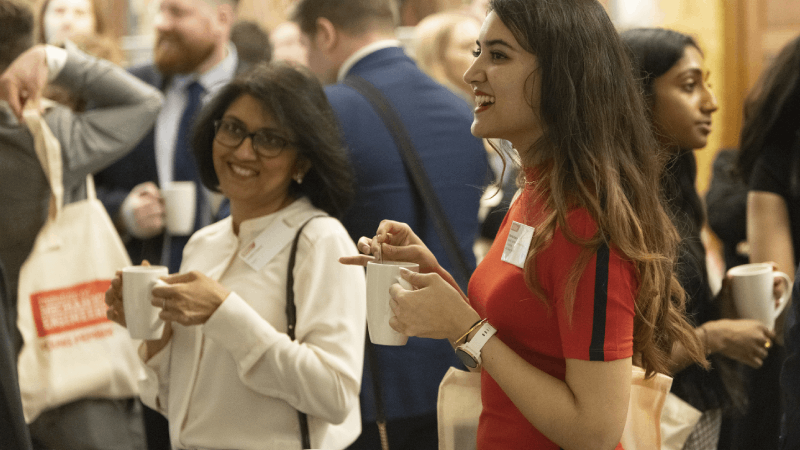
[213,119,295,158]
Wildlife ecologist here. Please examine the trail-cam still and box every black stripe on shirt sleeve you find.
[589,243,610,361]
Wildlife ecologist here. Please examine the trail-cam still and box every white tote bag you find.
[437,367,481,450]
[15,109,141,423]
[620,366,674,450]
[438,365,673,450]
[660,392,703,450]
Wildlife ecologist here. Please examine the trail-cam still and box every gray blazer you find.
[0,47,163,354]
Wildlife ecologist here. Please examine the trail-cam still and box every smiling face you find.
[651,46,718,151]
[213,94,307,224]
[43,0,96,44]
[463,11,542,152]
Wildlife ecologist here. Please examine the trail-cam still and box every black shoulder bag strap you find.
[286,216,321,450]
[343,75,474,289]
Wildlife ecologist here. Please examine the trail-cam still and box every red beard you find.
[154,31,215,75]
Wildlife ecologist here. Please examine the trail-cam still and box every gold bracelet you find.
[455,318,487,346]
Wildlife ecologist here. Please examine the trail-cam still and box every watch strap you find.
[465,322,497,354]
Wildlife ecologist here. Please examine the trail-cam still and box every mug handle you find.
[773,271,792,321]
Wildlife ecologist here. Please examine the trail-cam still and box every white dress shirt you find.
[139,197,367,450]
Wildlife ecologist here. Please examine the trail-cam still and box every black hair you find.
[0,0,34,73]
[621,28,705,232]
[736,34,800,193]
[191,61,354,218]
[621,28,701,104]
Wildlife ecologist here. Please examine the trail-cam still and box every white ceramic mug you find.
[366,261,419,346]
[162,181,196,236]
[727,262,791,330]
[122,265,168,339]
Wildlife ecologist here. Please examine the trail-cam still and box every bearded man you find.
[95,0,240,274]
[93,1,240,448]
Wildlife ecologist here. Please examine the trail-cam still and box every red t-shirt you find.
[468,187,636,449]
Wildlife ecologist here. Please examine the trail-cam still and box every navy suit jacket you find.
[326,47,489,421]
[94,64,166,266]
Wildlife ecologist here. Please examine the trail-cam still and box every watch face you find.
[456,348,478,369]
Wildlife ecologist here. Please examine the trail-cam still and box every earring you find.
[294,173,304,184]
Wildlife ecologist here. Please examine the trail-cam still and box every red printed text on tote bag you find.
[29,279,112,339]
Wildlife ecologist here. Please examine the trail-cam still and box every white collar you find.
[336,40,402,82]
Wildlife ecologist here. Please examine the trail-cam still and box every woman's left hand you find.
[152,271,230,326]
[388,268,480,342]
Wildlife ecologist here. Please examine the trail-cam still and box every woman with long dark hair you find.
[622,27,778,449]
[343,1,706,448]
[737,35,800,276]
[735,34,800,450]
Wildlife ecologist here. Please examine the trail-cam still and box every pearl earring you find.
[294,173,304,184]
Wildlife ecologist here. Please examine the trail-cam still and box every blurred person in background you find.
[736,33,800,450]
[230,20,272,74]
[94,0,242,282]
[291,0,488,448]
[0,0,163,447]
[36,0,106,45]
[0,9,36,445]
[93,0,243,447]
[0,260,32,450]
[105,62,366,450]
[271,21,309,66]
[412,10,480,102]
[783,266,800,450]
[623,28,779,449]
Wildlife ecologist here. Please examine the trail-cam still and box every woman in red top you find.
[343,0,706,448]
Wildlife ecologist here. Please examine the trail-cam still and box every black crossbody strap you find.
[365,335,390,450]
[343,76,473,288]
[286,216,323,449]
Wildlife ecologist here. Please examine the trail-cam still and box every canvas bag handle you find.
[23,107,64,221]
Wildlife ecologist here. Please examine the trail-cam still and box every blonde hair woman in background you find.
[413,10,481,102]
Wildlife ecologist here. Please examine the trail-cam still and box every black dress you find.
[663,151,742,417]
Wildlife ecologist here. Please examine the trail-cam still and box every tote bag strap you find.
[22,108,64,220]
[85,174,97,201]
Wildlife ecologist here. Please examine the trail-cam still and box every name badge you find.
[239,219,296,272]
[501,221,534,269]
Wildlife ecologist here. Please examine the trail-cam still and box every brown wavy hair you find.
[489,0,707,376]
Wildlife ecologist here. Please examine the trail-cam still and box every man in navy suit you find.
[95,0,240,273]
[292,1,488,449]
[94,1,239,448]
